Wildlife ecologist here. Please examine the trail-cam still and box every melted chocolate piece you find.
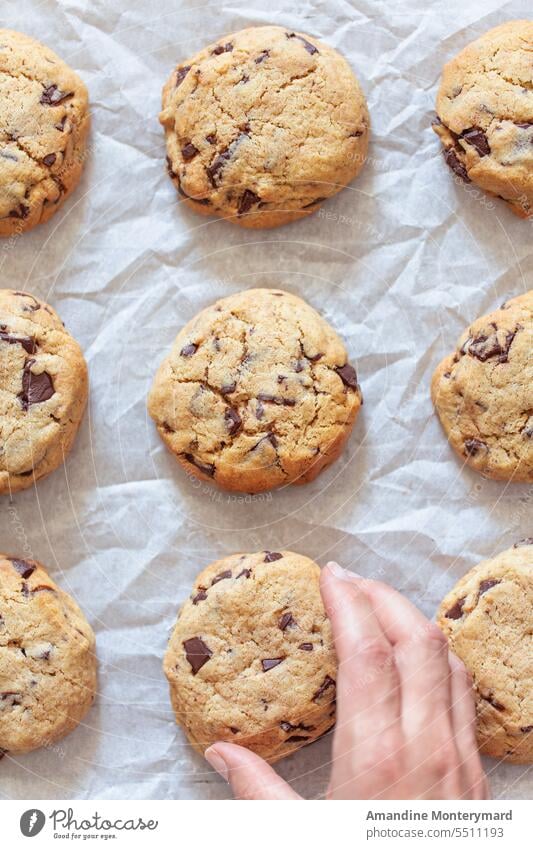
[19,362,55,410]
[221,381,236,395]
[482,692,505,712]
[206,128,250,186]
[286,32,319,55]
[251,433,278,451]
[183,637,212,674]
[224,407,242,435]
[298,642,313,651]
[443,148,470,182]
[238,190,260,215]
[460,127,490,157]
[478,579,500,597]
[180,342,198,357]
[0,330,36,354]
[11,559,35,579]
[313,675,336,703]
[466,329,516,363]
[255,50,269,64]
[335,363,358,389]
[278,612,297,631]
[236,568,251,579]
[40,85,73,106]
[445,597,465,620]
[264,552,282,563]
[211,570,232,585]
[520,725,533,733]
[464,438,487,457]
[175,66,191,87]
[42,153,56,167]
[192,588,208,605]
[256,393,295,407]
[182,143,199,162]
[286,734,310,743]
[261,657,285,672]
[9,204,29,219]
[183,453,215,478]
[211,43,233,55]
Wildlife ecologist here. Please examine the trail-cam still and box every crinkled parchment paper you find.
[0,0,531,800]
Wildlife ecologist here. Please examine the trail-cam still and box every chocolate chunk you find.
[445,597,465,620]
[313,675,336,703]
[192,588,208,604]
[40,85,72,106]
[206,129,250,186]
[211,43,233,55]
[482,692,505,712]
[238,190,260,215]
[464,438,487,457]
[9,204,29,219]
[467,329,516,363]
[335,363,358,389]
[183,453,215,478]
[211,570,232,586]
[175,66,191,87]
[298,643,313,651]
[0,692,22,708]
[182,143,199,162]
[520,725,533,733]
[256,393,295,407]
[286,32,319,55]
[264,551,282,563]
[183,637,212,674]
[478,579,500,597]
[55,115,67,131]
[443,148,470,182]
[251,432,278,452]
[0,330,36,354]
[513,538,533,548]
[19,362,55,410]
[205,133,217,144]
[460,127,490,157]
[286,735,310,743]
[230,727,239,734]
[278,612,297,631]
[180,342,198,357]
[11,559,35,579]
[280,720,314,733]
[255,50,269,64]
[224,407,242,436]
[42,153,57,167]
[221,381,236,395]
[177,182,211,205]
[236,568,251,579]
[301,347,322,362]
[261,657,284,672]
[255,400,264,419]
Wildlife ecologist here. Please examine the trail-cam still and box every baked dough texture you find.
[431,291,532,481]
[0,28,90,236]
[164,551,337,762]
[0,289,88,495]
[437,541,533,763]
[433,20,533,218]
[160,25,370,228]
[148,288,362,492]
[0,554,97,755]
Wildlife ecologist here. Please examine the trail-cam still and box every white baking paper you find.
[0,0,531,800]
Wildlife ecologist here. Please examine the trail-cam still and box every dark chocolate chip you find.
[42,153,56,167]
[264,552,282,563]
[464,438,487,457]
[19,362,55,410]
[478,579,500,597]
[261,657,284,672]
[467,329,516,363]
[182,143,199,162]
[278,612,297,631]
[482,692,505,712]
[175,66,191,87]
[230,727,239,734]
[238,189,260,215]
[286,735,310,743]
[280,720,315,733]
[211,43,233,55]
[11,559,35,579]
[256,393,295,407]
[251,433,278,452]
[183,453,215,478]
[445,597,465,620]
[513,538,533,548]
[255,50,269,64]
[205,133,217,144]
[183,637,212,674]
[221,382,236,396]
[192,588,208,604]
[298,642,313,651]
[443,147,471,182]
[0,331,36,354]
[224,407,242,436]
[206,129,250,186]
[40,85,73,106]
[520,725,533,733]
[9,204,29,219]
[236,568,251,579]
[460,127,490,156]
[313,675,336,703]
[335,363,358,389]
[0,692,22,707]
[286,32,319,55]
[211,570,232,586]
[180,342,198,357]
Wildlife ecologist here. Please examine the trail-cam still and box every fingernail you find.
[205,746,229,782]
[326,561,363,580]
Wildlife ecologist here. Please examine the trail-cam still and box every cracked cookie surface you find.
[0,554,96,755]
[0,28,90,237]
[431,291,532,481]
[148,288,362,492]
[160,25,369,228]
[437,541,533,763]
[0,289,88,495]
[164,550,337,762]
[433,20,533,218]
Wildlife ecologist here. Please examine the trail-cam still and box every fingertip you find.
[205,744,229,781]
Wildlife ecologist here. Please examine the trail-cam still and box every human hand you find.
[204,562,490,800]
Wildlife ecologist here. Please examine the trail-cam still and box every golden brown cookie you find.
[148,288,362,492]
[0,28,90,236]
[160,25,369,228]
[163,551,337,762]
[433,20,533,218]
[437,540,533,763]
[0,289,88,495]
[0,555,97,756]
[431,291,532,481]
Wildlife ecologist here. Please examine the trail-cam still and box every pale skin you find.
[204,562,490,800]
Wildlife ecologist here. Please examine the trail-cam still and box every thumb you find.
[205,742,302,800]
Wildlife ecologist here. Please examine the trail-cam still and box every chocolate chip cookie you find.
[433,20,533,218]
[148,288,362,492]
[160,25,370,228]
[437,541,533,763]
[0,289,88,494]
[164,551,337,762]
[0,555,97,756]
[431,291,532,481]
[0,28,90,237]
